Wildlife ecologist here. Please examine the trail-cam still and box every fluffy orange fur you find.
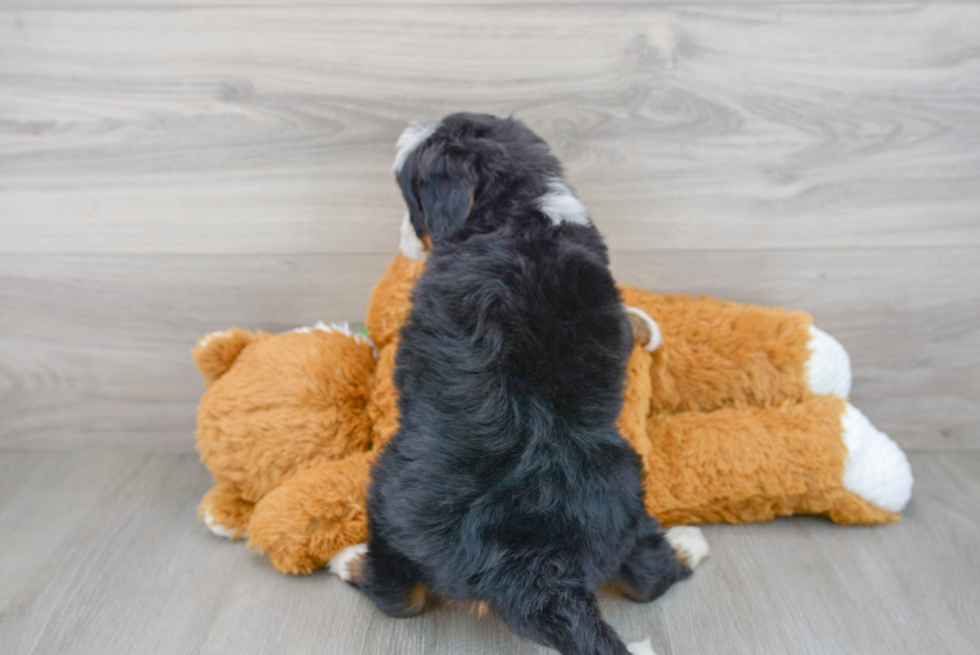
[194,253,896,575]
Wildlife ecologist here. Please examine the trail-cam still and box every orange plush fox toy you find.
[193,250,912,575]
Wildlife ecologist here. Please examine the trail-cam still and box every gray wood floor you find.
[1,450,977,655]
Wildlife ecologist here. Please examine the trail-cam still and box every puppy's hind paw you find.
[328,542,368,584]
[666,525,709,570]
[627,638,659,655]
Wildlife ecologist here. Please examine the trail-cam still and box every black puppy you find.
[330,114,707,655]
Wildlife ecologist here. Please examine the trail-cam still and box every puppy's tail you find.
[496,586,641,655]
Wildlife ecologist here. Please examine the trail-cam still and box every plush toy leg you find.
[247,452,375,574]
[639,396,910,526]
[199,482,254,539]
[618,286,851,412]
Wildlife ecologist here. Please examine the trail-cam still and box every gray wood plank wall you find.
[1,3,978,451]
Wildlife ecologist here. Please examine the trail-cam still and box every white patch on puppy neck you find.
[536,179,590,226]
[399,210,427,261]
[393,120,440,175]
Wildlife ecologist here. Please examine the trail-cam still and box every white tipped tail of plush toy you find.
[804,323,913,514]
[841,403,913,513]
[806,325,852,397]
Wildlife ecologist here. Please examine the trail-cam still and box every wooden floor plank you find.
[0,451,977,655]
[1,5,978,254]
[0,452,244,655]
[3,247,976,450]
[0,452,145,614]
[9,1,977,11]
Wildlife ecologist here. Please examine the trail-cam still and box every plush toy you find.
[193,250,912,575]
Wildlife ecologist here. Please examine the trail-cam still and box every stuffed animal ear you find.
[418,173,474,239]
[192,328,257,385]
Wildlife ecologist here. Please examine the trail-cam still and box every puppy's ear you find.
[418,174,474,240]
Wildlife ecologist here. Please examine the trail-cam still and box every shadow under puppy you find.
[331,113,708,655]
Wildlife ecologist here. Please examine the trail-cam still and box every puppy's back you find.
[396,221,632,437]
[380,219,641,601]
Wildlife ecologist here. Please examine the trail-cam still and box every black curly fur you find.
[357,114,690,655]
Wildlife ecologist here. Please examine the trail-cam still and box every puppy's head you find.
[393,113,589,256]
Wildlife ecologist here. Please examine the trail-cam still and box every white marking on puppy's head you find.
[399,210,427,261]
[536,179,590,226]
[392,120,440,176]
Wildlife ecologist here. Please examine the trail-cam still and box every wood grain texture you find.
[0,253,391,451]
[1,5,978,254]
[1,247,976,451]
[10,0,978,10]
[1,451,977,655]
